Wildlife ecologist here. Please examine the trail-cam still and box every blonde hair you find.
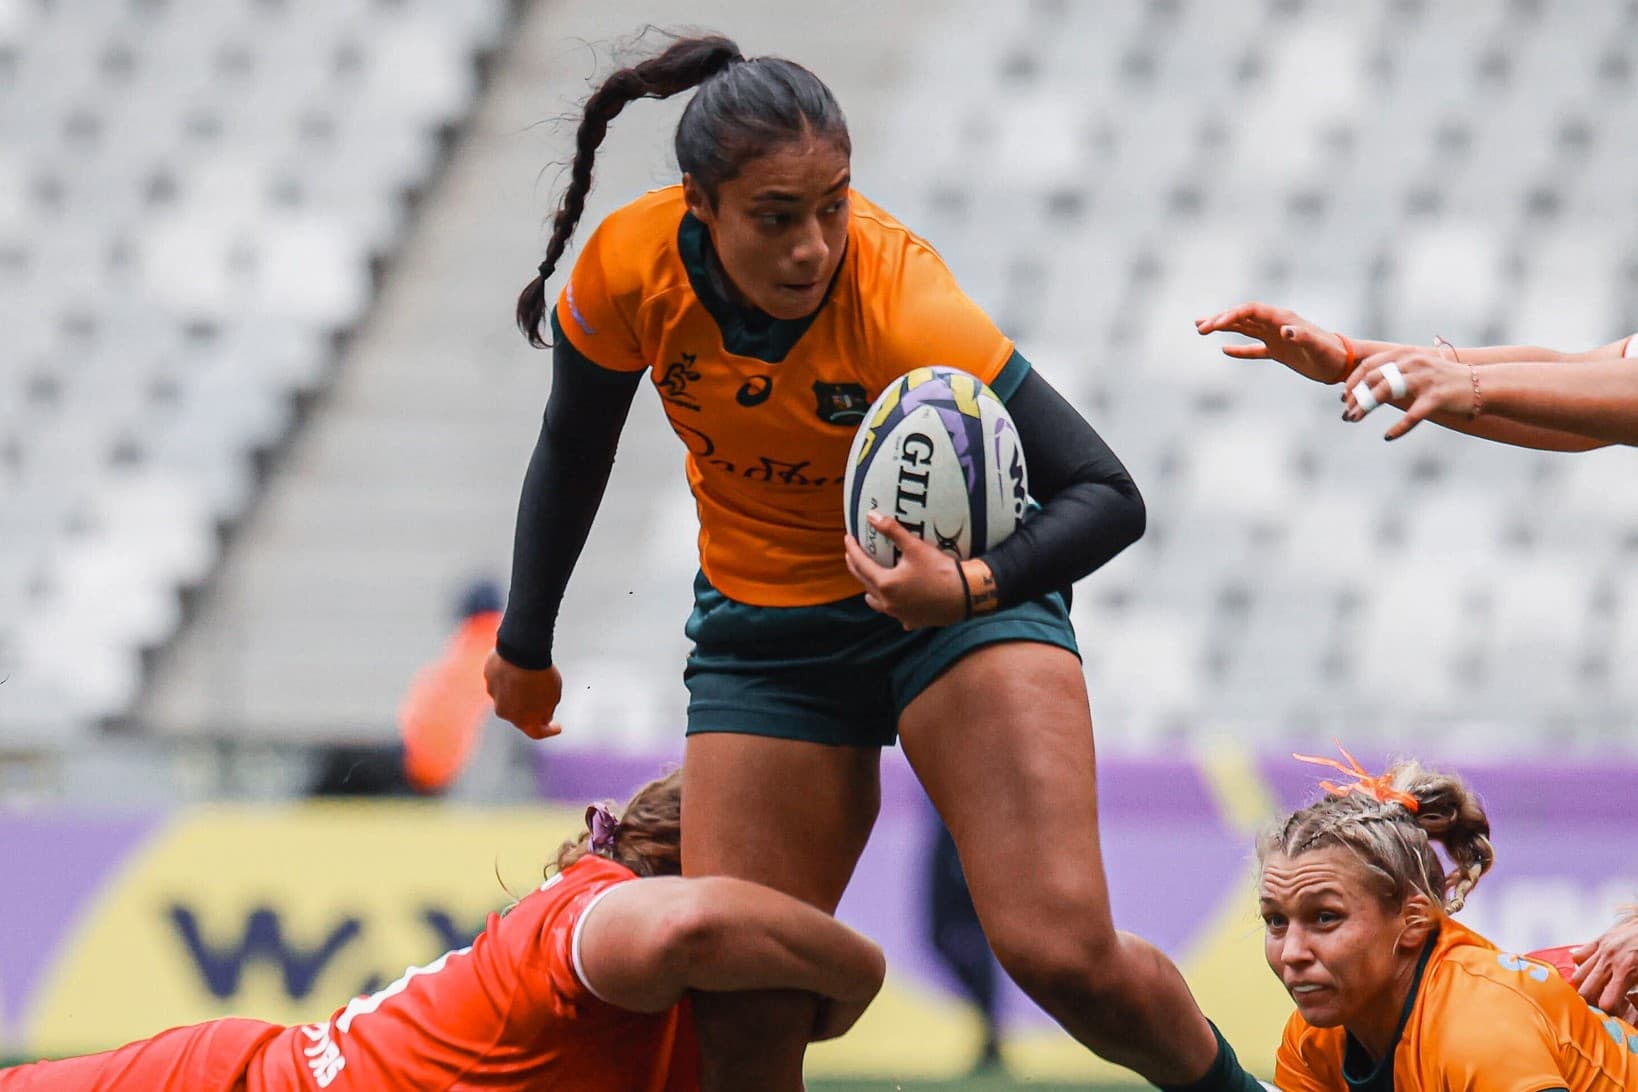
[1258,759,1495,914]
[553,769,682,879]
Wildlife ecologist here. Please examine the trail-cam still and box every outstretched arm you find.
[1199,302,1633,448]
[1197,301,1633,376]
[1342,350,1638,447]
[574,876,886,1037]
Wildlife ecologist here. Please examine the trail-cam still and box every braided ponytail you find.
[1399,762,1494,912]
[516,35,744,347]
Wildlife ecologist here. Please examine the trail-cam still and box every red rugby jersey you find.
[249,855,698,1091]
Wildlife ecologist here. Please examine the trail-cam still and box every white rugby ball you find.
[843,366,1029,566]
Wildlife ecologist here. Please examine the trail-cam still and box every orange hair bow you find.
[1292,744,1419,813]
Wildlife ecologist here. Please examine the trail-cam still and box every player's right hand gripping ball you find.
[844,366,1028,566]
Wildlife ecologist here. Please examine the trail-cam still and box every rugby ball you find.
[844,366,1029,566]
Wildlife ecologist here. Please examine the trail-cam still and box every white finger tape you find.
[1380,362,1408,401]
[1352,381,1379,414]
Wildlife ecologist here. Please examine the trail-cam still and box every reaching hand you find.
[1572,914,1638,1024]
[842,511,971,630]
[483,652,565,741]
[1340,348,1476,440]
[1196,301,1354,385]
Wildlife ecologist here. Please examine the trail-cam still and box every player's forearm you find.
[1421,412,1609,452]
[495,319,642,668]
[1451,359,1638,445]
[986,369,1145,605]
[676,878,886,1003]
[1428,336,1630,364]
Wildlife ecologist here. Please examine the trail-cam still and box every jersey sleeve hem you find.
[991,348,1034,401]
[550,308,650,378]
[568,883,625,1005]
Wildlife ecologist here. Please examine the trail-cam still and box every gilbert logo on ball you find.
[844,366,1029,566]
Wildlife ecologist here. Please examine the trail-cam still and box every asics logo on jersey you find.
[736,375,773,406]
[658,353,702,411]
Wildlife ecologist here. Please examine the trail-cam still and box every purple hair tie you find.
[586,803,620,855]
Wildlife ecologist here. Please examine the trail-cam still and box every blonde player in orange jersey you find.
[483,29,1269,1092]
[0,771,885,1092]
[1260,749,1638,1092]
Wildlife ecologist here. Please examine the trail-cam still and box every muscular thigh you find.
[681,732,881,909]
[898,642,1112,930]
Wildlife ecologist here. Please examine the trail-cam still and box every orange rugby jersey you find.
[250,855,698,1091]
[555,185,1026,607]
[1276,917,1638,1092]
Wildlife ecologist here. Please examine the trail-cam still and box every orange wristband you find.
[960,559,999,617]
[1333,332,1357,384]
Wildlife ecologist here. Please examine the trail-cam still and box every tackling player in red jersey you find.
[0,771,885,1091]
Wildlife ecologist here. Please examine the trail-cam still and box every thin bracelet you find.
[1333,332,1358,383]
[953,557,974,621]
[1433,335,1461,362]
[1468,364,1483,419]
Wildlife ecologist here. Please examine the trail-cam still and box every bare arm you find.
[1197,300,1633,375]
[1344,350,1638,447]
[573,876,886,1020]
[1431,336,1632,365]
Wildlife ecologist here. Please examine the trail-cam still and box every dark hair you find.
[1258,759,1496,914]
[554,769,682,878]
[515,33,852,347]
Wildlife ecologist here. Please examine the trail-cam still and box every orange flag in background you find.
[398,611,502,794]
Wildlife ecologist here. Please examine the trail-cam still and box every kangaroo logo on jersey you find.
[737,375,773,407]
[813,381,870,426]
[658,353,702,411]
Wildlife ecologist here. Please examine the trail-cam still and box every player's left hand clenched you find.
[1341,348,1474,440]
[843,511,969,630]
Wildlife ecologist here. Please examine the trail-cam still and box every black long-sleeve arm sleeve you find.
[982,367,1146,607]
[495,312,644,670]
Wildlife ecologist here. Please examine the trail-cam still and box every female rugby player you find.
[485,31,1263,1092]
[0,772,885,1090]
[1261,751,1638,1091]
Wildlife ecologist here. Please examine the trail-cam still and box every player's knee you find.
[988,914,1126,1016]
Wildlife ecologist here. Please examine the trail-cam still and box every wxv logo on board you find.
[167,904,488,1000]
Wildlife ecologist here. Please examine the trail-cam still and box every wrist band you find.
[953,557,974,621]
[1433,335,1460,362]
[964,561,1000,617]
[1333,332,1357,383]
[1468,364,1483,419]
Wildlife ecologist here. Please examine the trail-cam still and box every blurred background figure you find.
[927,821,1006,1077]
[310,576,530,799]
[397,577,503,795]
